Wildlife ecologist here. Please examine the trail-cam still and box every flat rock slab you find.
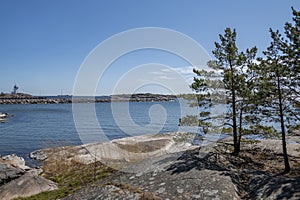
[119,169,238,199]
[30,132,199,169]
[64,150,239,200]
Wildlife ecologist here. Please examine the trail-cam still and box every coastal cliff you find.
[1,132,300,199]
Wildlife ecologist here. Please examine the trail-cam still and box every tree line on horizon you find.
[187,7,299,173]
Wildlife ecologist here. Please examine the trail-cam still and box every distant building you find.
[12,84,19,94]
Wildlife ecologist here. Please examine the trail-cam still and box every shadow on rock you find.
[166,149,229,174]
[246,172,300,199]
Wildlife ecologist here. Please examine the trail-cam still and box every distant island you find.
[0,92,177,104]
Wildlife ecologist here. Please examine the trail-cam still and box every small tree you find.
[234,48,258,152]
[211,28,257,155]
[256,8,300,173]
[257,32,291,173]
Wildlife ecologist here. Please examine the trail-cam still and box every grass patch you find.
[15,160,115,200]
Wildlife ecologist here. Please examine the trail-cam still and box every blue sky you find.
[0,0,299,95]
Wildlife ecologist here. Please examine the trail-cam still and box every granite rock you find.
[0,154,57,200]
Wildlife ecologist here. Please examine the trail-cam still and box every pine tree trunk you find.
[281,118,290,173]
[229,62,238,156]
[232,83,238,155]
[236,106,243,155]
[277,73,291,173]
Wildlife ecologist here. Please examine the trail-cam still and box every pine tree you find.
[257,32,291,172]
[211,28,257,155]
[282,8,300,111]
[190,66,225,135]
[283,8,300,76]
[188,29,257,155]
[234,48,258,152]
[256,8,300,173]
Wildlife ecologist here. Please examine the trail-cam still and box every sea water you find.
[0,100,198,164]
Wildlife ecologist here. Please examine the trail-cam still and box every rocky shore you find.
[1,132,300,199]
[0,93,177,104]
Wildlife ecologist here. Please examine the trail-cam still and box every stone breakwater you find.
[0,98,72,104]
[0,93,177,104]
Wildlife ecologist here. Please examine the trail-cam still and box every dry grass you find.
[139,192,162,200]
[15,161,114,200]
[115,139,170,153]
[215,138,300,175]
[15,146,115,200]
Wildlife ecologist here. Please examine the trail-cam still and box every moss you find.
[241,138,261,145]
[221,127,232,134]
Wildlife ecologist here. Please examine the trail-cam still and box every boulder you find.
[2,154,31,170]
[0,164,24,185]
[0,169,58,200]
[0,154,29,186]
[0,155,57,200]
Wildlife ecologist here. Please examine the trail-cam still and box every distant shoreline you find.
[0,93,177,104]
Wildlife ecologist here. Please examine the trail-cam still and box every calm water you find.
[0,100,198,164]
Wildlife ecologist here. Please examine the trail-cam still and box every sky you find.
[0,0,299,96]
